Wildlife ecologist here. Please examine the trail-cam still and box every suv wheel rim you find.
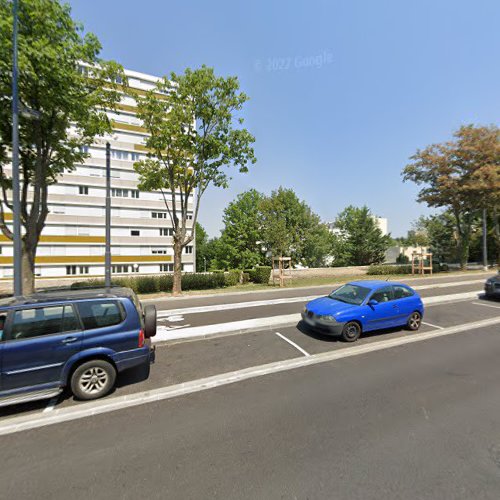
[409,313,421,329]
[79,367,108,395]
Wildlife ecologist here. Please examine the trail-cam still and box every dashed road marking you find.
[275,332,310,357]
[422,321,444,330]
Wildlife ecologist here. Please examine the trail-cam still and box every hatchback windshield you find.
[328,284,371,305]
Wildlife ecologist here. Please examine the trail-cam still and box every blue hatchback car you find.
[0,287,156,408]
[301,280,424,342]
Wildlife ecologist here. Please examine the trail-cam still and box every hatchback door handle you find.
[392,305,399,309]
[62,337,78,344]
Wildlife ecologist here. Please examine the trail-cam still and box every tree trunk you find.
[21,242,36,295]
[172,239,183,296]
[457,235,470,270]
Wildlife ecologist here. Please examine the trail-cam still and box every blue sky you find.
[68,0,499,237]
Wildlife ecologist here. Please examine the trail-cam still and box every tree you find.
[259,187,331,267]
[412,213,457,263]
[134,66,256,295]
[330,206,391,266]
[0,0,124,293]
[402,125,499,269]
[216,189,264,270]
[195,222,209,271]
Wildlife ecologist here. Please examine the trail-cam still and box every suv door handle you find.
[61,337,78,344]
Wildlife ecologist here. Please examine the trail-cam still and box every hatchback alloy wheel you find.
[407,311,422,331]
[341,321,361,342]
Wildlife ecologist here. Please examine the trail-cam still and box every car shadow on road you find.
[296,320,409,344]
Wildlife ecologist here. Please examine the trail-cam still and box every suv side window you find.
[76,300,124,330]
[370,286,394,303]
[393,285,414,299]
[9,305,78,340]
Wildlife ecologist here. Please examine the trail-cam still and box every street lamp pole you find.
[105,142,112,289]
[12,0,22,297]
[482,208,488,271]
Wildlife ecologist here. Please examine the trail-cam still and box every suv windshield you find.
[328,284,371,306]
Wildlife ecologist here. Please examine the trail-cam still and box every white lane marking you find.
[153,291,482,343]
[157,296,319,318]
[43,397,59,413]
[275,332,310,357]
[165,315,185,322]
[472,302,500,310]
[1,316,499,437]
[412,279,484,290]
[157,283,484,317]
[153,314,300,342]
[422,321,444,330]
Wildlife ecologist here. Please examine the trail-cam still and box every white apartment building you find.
[0,68,195,278]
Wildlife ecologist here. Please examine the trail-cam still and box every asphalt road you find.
[0,272,499,499]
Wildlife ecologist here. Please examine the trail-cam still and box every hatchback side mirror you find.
[368,299,378,307]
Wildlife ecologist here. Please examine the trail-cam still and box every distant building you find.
[1,67,195,278]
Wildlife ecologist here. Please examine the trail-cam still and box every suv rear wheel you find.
[71,359,116,400]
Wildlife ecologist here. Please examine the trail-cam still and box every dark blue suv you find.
[0,287,156,408]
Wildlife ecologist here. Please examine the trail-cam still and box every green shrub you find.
[396,253,410,264]
[181,272,225,290]
[241,272,250,284]
[157,274,174,292]
[253,266,272,284]
[133,275,159,294]
[367,265,413,275]
[224,269,240,287]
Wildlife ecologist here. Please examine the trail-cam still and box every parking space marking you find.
[1,316,499,437]
[43,397,59,413]
[422,321,444,330]
[472,302,500,310]
[275,332,310,357]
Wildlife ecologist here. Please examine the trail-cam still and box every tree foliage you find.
[134,66,256,294]
[330,206,391,266]
[0,0,124,292]
[402,125,499,268]
[259,187,332,267]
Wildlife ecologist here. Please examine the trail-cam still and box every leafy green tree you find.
[260,187,331,267]
[412,213,457,263]
[195,222,209,271]
[0,0,124,293]
[403,125,499,269]
[216,189,264,269]
[330,206,391,266]
[134,66,256,295]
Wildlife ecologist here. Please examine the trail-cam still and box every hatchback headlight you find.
[303,306,308,314]
[321,315,337,322]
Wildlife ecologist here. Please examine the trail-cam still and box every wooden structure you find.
[411,251,433,276]
[272,256,292,287]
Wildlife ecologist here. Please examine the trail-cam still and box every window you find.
[393,285,414,299]
[79,186,89,195]
[0,246,2,254]
[112,265,130,273]
[152,248,168,255]
[152,212,167,219]
[185,246,193,254]
[80,145,89,154]
[131,152,141,162]
[160,264,174,272]
[131,190,139,199]
[131,265,139,273]
[10,305,78,340]
[111,149,129,161]
[329,284,371,306]
[80,266,89,275]
[370,286,394,303]
[0,313,7,341]
[131,230,140,236]
[186,213,193,220]
[66,265,77,275]
[111,188,129,198]
[76,301,124,330]
[160,228,174,236]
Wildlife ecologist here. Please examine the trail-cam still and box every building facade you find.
[0,68,195,279]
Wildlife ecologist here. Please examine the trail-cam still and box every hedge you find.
[367,263,444,275]
[224,269,241,287]
[252,266,272,284]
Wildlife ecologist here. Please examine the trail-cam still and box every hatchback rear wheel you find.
[407,311,422,331]
[71,359,116,401]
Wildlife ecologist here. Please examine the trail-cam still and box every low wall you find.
[288,266,370,278]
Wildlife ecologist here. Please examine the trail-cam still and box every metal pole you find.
[105,142,111,288]
[12,0,22,297]
[482,208,488,271]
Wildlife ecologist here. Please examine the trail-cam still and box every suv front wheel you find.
[71,359,116,401]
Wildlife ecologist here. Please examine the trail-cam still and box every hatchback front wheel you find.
[71,359,116,401]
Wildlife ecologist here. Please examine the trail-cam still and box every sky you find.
[68,0,500,238]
